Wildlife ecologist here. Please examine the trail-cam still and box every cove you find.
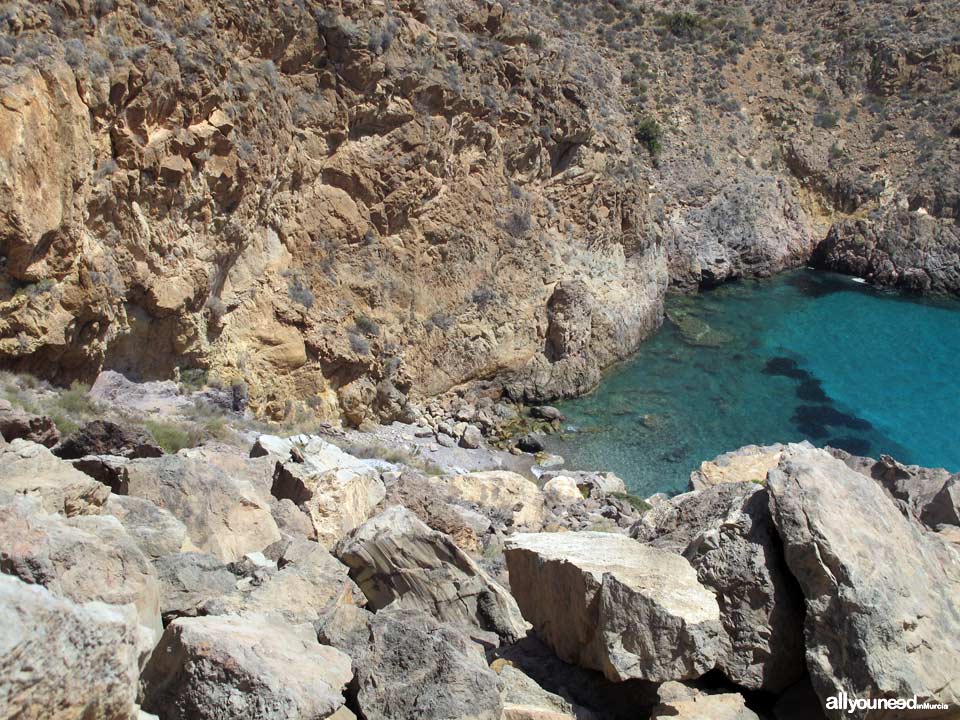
[548,270,960,497]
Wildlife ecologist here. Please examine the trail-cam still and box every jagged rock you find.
[0,498,162,640]
[516,434,545,454]
[152,552,237,623]
[425,471,545,532]
[0,400,59,447]
[767,445,960,716]
[88,371,190,416]
[923,477,960,528]
[335,506,527,643]
[635,483,806,692]
[460,424,483,449]
[542,475,584,505]
[54,419,163,460]
[689,444,788,491]
[0,574,145,720]
[505,531,722,682]
[103,494,188,559]
[383,471,488,553]
[318,605,503,720]
[1,439,109,515]
[71,454,131,493]
[269,497,317,540]
[541,470,626,498]
[203,538,364,625]
[651,682,760,720]
[494,662,585,720]
[124,454,280,562]
[141,614,352,720]
[271,451,385,548]
[530,406,564,422]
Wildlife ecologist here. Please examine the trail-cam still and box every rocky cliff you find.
[0,0,957,423]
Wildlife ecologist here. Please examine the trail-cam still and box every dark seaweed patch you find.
[796,378,828,403]
[828,436,872,456]
[795,422,830,439]
[763,357,810,380]
[792,405,873,431]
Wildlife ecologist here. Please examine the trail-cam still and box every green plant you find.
[610,492,652,514]
[634,117,663,156]
[53,381,96,416]
[145,419,191,453]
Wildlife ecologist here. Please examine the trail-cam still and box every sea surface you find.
[548,270,960,497]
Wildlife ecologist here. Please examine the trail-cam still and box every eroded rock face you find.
[0,574,145,720]
[335,506,527,643]
[0,498,162,640]
[141,614,352,720]
[271,456,385,549]
[102,494,187,559]
[425,471,546,532]
[651,682,760,720]
[204,538,364,625]
[54,420,163,460]
[152,552,237,623]
[1,439,110,515]
[689,444,788,491]
[635,483,806,692]
[124,453,280,562]
[504,531,722,683]
[767,446,960,716]
[0,400,59,447]
[318,605,503,720]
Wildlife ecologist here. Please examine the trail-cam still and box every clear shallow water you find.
[548,270,960,497]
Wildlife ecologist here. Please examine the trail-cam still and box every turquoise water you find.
[548,271,960,497]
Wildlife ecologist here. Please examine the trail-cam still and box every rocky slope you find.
[2,377,958,719]
[1,0,956,424]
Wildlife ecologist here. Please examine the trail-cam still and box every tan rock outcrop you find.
[0,439,110,516]
[505,531,722,682]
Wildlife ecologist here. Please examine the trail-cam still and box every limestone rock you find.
[494,662,583,720]
[923,477,960,528]
[767,446,960,715]
[541,470,626,498]
[636,483,806,692]
[0,400,59,447]
[0,574,144,720]
[204,538,364,624]
[54,420,163,460]
[271,453,385,548]
[103,494,187,559]
[318,605,503,720]
[426,471,545,532]
[505,531,722,682]
[141,614,352,720]
[0,499,162,640]
[651,682,760,720]
[1,439,109,515]
[152,552,237,623]
[335,506,527,643]
[690,444,787,491]
[124,454,280,562]
[542,475,584,505]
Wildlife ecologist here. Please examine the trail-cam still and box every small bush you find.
[471,286,495,309]
[349,332,371,355]
[634,117,663,156]
[145,419,191,453]
[353,314,381,337]
[428,311,455,332]
[286,275,315,308]
[53,381,95,416]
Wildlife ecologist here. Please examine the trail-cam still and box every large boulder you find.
[0,574,145,720]
[689,444,788,491]
[1,439,109,515]
[335,506,527,643]
[504,531,722,682]
[124,453,280,562]
[203,538,364,624]
[494,662,585,720]
[922,477,960,528]
[141,613,352,720]
[425,471,545,532]
[152,552,237,623]
[767,446,960,716]
[318,605,503,720]
[54,420,163,460]
[103,494,188,559]
[0,399,59,447]
[635,483,806,692]
[651,682,760,720]
[271,452,385,548]
[0,499,162,640]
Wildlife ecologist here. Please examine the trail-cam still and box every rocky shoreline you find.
[1,378,958,720]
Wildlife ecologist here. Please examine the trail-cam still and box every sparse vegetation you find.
[145,419,191,454]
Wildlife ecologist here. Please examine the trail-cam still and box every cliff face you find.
[0,0,957,423]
